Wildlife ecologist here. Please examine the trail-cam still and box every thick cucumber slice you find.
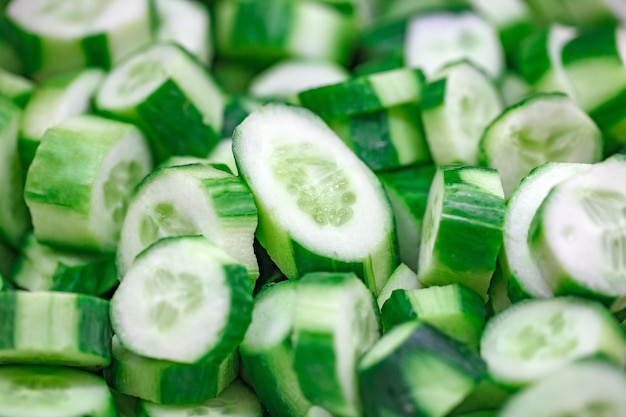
[215,0,355,65]
[500,359,626,417]
[418,165,505,299]
[233,104,397,294]
[480,297,626,387]
[19,68,105,170]
[292,272,381,417]
[502,162,591,302]
[249,59,349,101]
[0,291,111,367]
[117,163,258,280]
[421,60,503,166]
[381,284,485,349]
[137,380,263,417]
[0,67,34,108]
[111,236,253,364]
[329,103,431,171]
[377,164,435,271]
[155,0,212,66]
[0,97,28,248]
[11,232,118,296]
[358,321,486,417]
[105,335,239,405]
[0,365,116,417]
[298,67,424,121]
[5,0,153,78]
[96,43,224,162]
[529,158,626,299]
[376,263,421,309]
[404,10,505,79]
[480,93,603,197]
[24,115,153,253]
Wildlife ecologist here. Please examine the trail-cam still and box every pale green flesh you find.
[105,160,145,227]
[139,202,196,247]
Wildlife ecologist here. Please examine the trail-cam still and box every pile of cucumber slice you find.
[2,0,626,416]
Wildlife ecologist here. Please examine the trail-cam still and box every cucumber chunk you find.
[111,236,253,364]
[233,104,397,294]
[376,263,421,309]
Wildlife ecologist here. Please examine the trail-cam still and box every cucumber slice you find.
[358,321,486,417]
[96,43,224,162]
[117,163,258,280]
[404,10,505,79]
[11,232,118,296]
[0,365,116,417]
[377,164,435,271]
[298,67,424,121]
[19,68,105,171]
[0,291,111,367]
[502,162,591,302]
[498,72,531,107]
[155,0,213,66]
[24,114,153,253]
[5,0,153,78]
[137,380,263,417]
[0,97,28,248]
[480,297,626,387]
[0,67,34,108]
[421,60,503,166]
[105,335,239,405]
[292,272,381,417]
[529,157,626,299]
[111,236,253,364]
[376,263,421,309]
[480,93,603,197]
[233,104,397,294]
[418,165,505,299]
[499,359,626,417]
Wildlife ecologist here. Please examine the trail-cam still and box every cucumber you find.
[0,291,111,367]
[499,72,532,107]
[0,365,117,417]
[421,60,503,166]
[480,297,626,387]
[117,162,259,280]
[529,157,626,299]
[448,378,511,416]
[418,165,505,299]
[222,94,264,139]
[404,10,505,78]
[232,103,397,294]
[499,359,626,417]
[501,162,591,302]
[24,114,153,253]
[111,236,253,364]
[96,43,224,162]
[19,68,105,171]
[5,0,153,78]
[11,232,118,296]
[105,335,239,405]
[376,263,421,309]
[358,321,486,417]
[479,93,603,197]
[0,67,34,108]
[0,96,28,248]
[524,0,616,26]
[292,272,381,417]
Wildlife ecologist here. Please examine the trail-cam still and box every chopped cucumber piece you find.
[24,115,153,253]
[421,60,503,166]
[96,43,224,162]
[376,263,421,309]
[112,236,253,364]
[5,0,153,78]
[480,93,603,196]
[105,335,239,405]
[233,104,397,294]
[358,321,486,417]
[480,297,626,387]
[0,291,111,367]
[418,165,505,299]
[292,272,381,417]
[529,158,626,299]
[502,162,591,302]
[117,163,258,280]
[0,365,116,417]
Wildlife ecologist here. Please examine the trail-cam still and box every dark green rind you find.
[221,95,264,138]
[82,33,112,69]
[0,291,16,350]
[421,78,447,110]
[298,77,381,120]
[105,337,238,405]
[347,109,400,171]
[202,176,258,219]
[517,29,551,86]
[562,26,619,67]
[381,290,416,329]
[377,164,435,222]
[2,19,42,76]
[448,377,511,416]
[499,21,535,67]
[353,52,404,77]
[77,295,112,363]
[51,258,118,296]
[17,136,39,176]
